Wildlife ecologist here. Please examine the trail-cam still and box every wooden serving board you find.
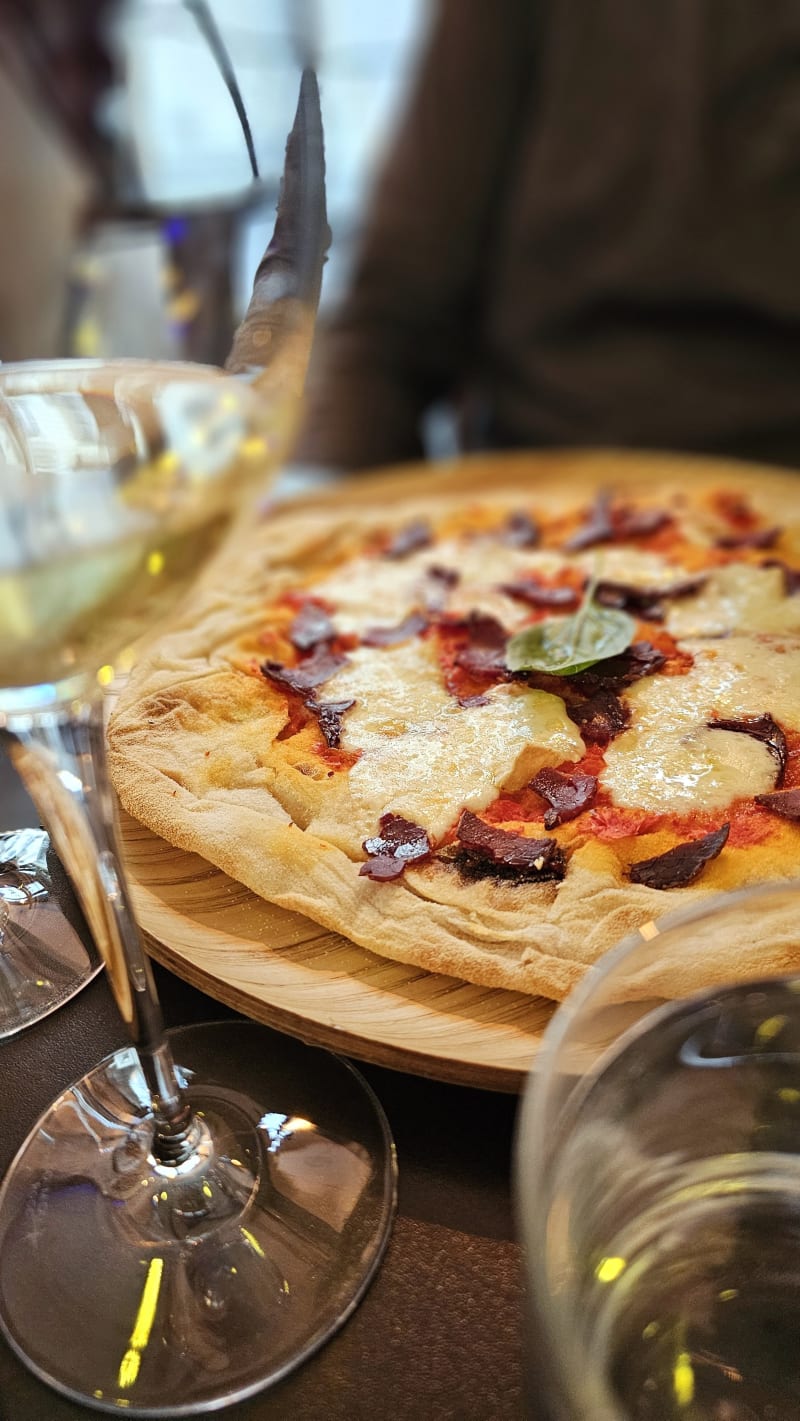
[119,808,555,1092]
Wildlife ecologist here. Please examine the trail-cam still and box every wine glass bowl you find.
[0,357,275,713]
[0,355,277,1040]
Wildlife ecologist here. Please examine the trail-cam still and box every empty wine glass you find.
[0,70,396,1416]
[0,818,103,1035]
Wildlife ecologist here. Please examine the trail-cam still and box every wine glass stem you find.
[2,700,194,1161]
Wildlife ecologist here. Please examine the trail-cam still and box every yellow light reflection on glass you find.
[147,550,164,577]
[74,318,101,357]
[595,1256,626,1284]
[97,664,115,688]
[117,1257,164,1391]
[778,1088,800,1104]
[719,1288,738,1301]
[756,1014,788,1046]
[167,290,201,324]
[240,435,267,460]
[673,1352,695,1407]
[240,1227,265,1259]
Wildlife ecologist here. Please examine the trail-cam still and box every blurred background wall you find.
[0,0,428,363]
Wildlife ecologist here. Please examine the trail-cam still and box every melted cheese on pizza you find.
[315,537,697,638]
[323,638,583,840]
[602,635,800,813]
[666,564,800,639]
[573,547,688,587]
[314,539,567,634]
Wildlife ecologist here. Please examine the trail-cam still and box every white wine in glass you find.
[0,71,396,1416]
[517,883,800,1421]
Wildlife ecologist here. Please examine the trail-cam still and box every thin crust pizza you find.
[109,450,800,1002]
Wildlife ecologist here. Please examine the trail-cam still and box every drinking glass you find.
[0,823,102,1035]
[0,71,396,1416]
[517,881,800,1421]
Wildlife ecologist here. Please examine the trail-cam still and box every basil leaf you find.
[506,604,636,676]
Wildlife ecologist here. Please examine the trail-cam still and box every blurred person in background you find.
[297,0,800,474]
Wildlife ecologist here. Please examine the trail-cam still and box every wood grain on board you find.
[120,809,554,1093]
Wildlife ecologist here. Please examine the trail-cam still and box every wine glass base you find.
[0,1021,397,1416]
[0,823,103,1038]
[0,933,102,1039]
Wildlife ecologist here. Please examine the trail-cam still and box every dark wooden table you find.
[0,758,525,1421]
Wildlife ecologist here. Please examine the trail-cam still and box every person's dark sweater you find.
[298,0,800,472]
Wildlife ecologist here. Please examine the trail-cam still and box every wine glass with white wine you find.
[0,70,396,1417]
[517,882,800,1420]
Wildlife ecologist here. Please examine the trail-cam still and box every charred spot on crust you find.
[629,823,730,889]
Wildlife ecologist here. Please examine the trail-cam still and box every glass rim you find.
[0,356,224,380]
[523,878,800,1155]
[516,876,800,1418]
